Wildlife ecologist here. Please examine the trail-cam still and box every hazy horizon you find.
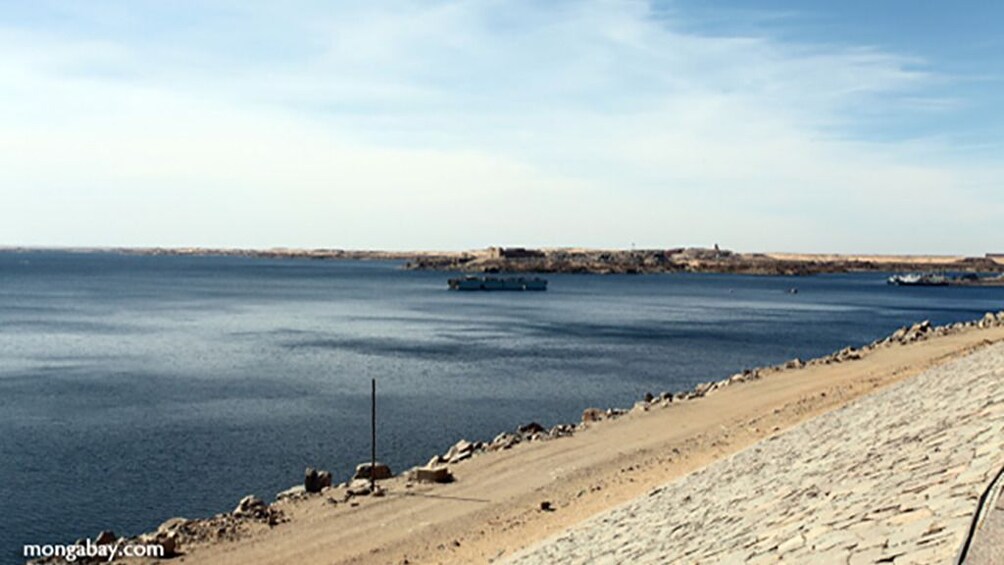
[3,243,1003,258]
[2,1,1002,254]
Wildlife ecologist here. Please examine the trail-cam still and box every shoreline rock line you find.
[405,247,1004,276]
[6,245,1004,277]
[28,310,1004,564]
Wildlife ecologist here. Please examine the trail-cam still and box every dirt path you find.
[175,325,1004,565]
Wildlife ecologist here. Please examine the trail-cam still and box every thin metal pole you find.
[370,378,376,491]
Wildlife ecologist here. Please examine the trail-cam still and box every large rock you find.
[548,424,575,438]
[979,312,997,328]
[346,478,372,496]
[234,495,266,516]
[415,466,454,483]
[304,467,332,493]
[94,530,116,545]
[784,358,805,370]
[353,462,393,481]
[489,432,520,450]
[444,439,478,463]
[517,422,546,436]
[836,347,860,362]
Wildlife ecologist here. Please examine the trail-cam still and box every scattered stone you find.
[445,439,477,463]
[347,479,372,497]
[489,432,520,450]
[540,501,554,512]
[95,530,116,545]
[901,320,933,342]
[548,424,576,438]
[415,466,454,483]
[582,407,605,423]
[234,495,265,516]
[643,392,654,403]
[693,382,713,397]
[276,484,307,501]
[517,422,546,436]
[785,358,805,370]
[157,517,189,534]
[836,347,861,362]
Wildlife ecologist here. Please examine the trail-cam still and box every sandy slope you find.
[171,325,1004,565]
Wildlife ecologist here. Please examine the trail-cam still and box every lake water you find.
[1,251,1002,559]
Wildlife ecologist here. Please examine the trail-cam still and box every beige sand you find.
[173,325,1004,565]
[763,252,970,264]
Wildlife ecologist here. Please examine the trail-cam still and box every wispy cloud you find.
[0,1,1000,252]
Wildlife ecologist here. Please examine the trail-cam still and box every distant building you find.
[488,247,545,259]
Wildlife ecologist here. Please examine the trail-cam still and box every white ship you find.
[887,273,949,286]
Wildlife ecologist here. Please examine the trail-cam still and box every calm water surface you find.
[1,251,1002,559]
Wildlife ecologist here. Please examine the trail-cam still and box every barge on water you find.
[448,276,547,291]
[886,272,1004,286]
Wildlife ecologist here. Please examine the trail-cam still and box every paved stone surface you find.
[507,343,1004,564]
[966,469,1004,565]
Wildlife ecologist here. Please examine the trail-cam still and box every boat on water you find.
[448,276,547,291]
[887,273,949,286]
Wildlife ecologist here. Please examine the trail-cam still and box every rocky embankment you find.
[508,327,1004,564]
[30,311,1004,564]
[406,247,1004,276]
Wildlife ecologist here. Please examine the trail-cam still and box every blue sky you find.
[1,1,1001,253]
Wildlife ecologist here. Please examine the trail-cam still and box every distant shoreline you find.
[3,245,1004,277]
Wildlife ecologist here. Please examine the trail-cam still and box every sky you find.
[1,0,1002,253]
